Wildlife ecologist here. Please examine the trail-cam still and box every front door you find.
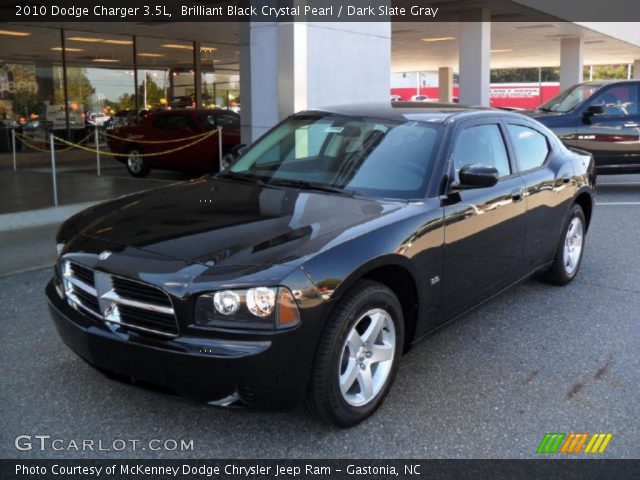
[440,120,527,319]
[570,83,640,173]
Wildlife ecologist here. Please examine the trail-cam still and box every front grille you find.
[62,260,178,337]
[71,262,95,287]
[112,277,172,307]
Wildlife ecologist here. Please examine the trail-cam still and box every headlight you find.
[194,286,300,331]
[246,287,276,317]
[56,243,65,257]
[213,290,241,315]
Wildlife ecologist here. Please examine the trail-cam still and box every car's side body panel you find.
[106,109,241,172]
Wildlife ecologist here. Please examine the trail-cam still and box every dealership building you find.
[0,0,640,224]
[1,2,640,144]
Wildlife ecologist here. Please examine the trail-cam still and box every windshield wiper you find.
[266,178,355,196]
[215,171,266,185]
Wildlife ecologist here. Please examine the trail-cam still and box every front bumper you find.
[46,279,316,409]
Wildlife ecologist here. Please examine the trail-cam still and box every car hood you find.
[75,177,401,267]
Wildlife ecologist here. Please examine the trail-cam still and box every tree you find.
[584,64,629,80]
[54,68,95,109]
[141,73,164,107]
[490,67,559,83]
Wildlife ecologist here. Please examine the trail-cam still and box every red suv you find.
[107,109,241,177]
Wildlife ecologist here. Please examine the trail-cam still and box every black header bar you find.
[2,459,640,480]
[1,0,640,22]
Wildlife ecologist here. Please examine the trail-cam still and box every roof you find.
[302,102,494,124]
[580,79,640,87]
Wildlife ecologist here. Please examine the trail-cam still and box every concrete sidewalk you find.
[0,224,58,276]
[0,165,181,214]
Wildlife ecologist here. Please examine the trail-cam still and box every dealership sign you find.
[491,86,540,98]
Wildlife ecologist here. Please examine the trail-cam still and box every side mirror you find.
[584,104,605,118]
[455,163,499,189]
[231,144,248,158]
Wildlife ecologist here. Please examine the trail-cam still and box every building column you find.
[560,38,584,91]
[458,9,491,106]
[240,22,391,144]
[438,67,453,103]
[193,40,202,108]
[633,60,640,79]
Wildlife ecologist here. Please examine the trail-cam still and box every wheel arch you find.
[328,255,421,351]
[574,190,593,231]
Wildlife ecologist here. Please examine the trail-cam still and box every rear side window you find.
[154,115,196,132]
[507,124,549,171]
[453,124,511,178]
[200,113,240,130]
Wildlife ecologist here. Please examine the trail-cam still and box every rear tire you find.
[306,280,404,427]
[126,146,150,178]
[542,204,586,285]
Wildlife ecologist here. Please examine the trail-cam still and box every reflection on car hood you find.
[77,177,401,266]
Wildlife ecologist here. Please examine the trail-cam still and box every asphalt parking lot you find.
[1,175,639,459]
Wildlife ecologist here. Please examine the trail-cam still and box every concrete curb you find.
[0,202,97,232]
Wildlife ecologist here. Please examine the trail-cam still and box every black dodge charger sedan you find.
[527,80,640,174]
[47,103,595,426]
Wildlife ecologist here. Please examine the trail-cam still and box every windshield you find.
[227,114,442,200]
[539,84,602,113]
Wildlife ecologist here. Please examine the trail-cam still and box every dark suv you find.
[527,80,640,174]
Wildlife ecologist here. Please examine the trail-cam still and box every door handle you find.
[511,188,524,202]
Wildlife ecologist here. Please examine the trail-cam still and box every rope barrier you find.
[15,131,94,153]
[102,129,214,144]
[52,129,218,158]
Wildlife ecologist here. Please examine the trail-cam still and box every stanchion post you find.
[50,133,58,207]
[95,124,101,176]
[218,126,224,172]
[11,127,17,171]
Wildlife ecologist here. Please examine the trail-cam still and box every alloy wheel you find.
[563,216,584,275]
[338,308,396,407]
[127,151,143,173]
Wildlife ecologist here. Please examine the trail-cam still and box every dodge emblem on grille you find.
[98,251,112,261]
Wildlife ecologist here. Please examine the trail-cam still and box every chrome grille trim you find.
[101,289,174,315]
[61,259,178,337]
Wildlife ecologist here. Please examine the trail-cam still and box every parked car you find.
[390,95,403,102]
[106,108,241,177]
[87,112,110,126]
[527,80,640,174]
[410,94,431,102]
[48,103,594,426]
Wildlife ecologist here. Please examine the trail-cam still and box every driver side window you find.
[453,124,511,180]
[589,85,638,116]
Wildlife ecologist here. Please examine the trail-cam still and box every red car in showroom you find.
[107,109,241,177]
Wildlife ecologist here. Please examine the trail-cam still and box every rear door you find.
[151,113,204,170]
[571,83,640,172]
[441,118,527,319]
[503,121,576,268]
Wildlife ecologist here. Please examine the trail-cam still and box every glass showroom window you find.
[63,30,135,140]
[0,24,62,146]
[200,42,240,110]
[135,37,193,113]
[138,38,197,109]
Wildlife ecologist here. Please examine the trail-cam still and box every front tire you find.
[542,204,586,285]
[306,280,404,427]
[126,146,150,178]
